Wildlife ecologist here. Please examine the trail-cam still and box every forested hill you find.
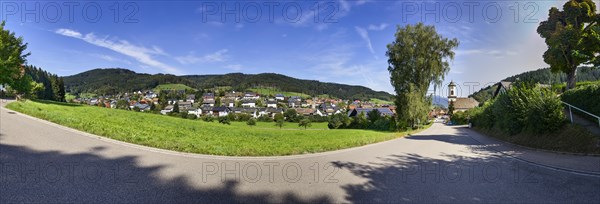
[469,67,600,102]
[63,68,394,101]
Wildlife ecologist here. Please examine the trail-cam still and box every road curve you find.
[1,100,599,203]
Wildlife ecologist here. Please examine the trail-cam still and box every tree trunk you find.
[566,67,578,90]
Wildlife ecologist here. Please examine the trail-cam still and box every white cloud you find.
[55,28,181,74]
[56,28,82,38]
[175,49,229,65]
[456,49,518,58]
[224,64,242,71]
[368,23,388,31]
[286,0,359,30]
[92,54,133,65]
[355,26,376,57]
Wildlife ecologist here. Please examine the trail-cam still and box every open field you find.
[248,88,312,98]
[369,98,394,105]
[153,84,196,92]
[6,100,417,156]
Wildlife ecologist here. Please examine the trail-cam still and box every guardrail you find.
[562,101,600,128]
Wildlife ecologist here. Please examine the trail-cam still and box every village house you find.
[132,103,151,112]
[202,93,216,107]
[224,92,240,100]
[89,98,99,106]
[347,108,394,117]
[294,108,316,116]
[186,94,196,103]
[265,108,284,118]
[448,81,479,113]
[231,107,258,117]
[187,108,202,117]
[243,92,259,100]
[177,101,193,112]
[221,98,236,107]
[319,103,341,116]
[242,99,256,108]
[492,81,513,99]
[266,100,278,108]
[161,105,174,115]
[288,96,301,108]
[211,106,231,117]
[275,94,285,101]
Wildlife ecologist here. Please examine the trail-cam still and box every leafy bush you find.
[328,113,351,129]
[218,116,231,125]
[201,115,215,122]
[472,85,565,135]
[307,115,328,122]
[186,114,197,120]
[561,84,600,122]
[246,118,257,126]
[236,113,252,122]
[552,80,600,93]
[257,115,273,122]
[298,119,312,129]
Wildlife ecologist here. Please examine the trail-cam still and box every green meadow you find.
[248,88,312,98]
[153,84,196,92]
[6,100,415,156]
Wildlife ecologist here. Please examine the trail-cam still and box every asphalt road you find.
[1,100,599,203]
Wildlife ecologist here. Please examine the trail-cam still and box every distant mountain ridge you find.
[469,67,600,103]
[63,68,394,101]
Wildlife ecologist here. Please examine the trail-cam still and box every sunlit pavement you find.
[1,100,599,203]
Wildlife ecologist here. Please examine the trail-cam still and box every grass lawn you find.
[153,84,196,92]
[6,100,417,156]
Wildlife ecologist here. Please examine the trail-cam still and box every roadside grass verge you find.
[475,125,600,154]
[6,100,418,156]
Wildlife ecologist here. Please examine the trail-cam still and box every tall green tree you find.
[298,119,312,129]
[386,23,458,129]
[537,0,600,90]
[367,109,382,124]
[0,21,30,87]
[448,100,455,117]
[173,102,179,113]
[274,113,284,129]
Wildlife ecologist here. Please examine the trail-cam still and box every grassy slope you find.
[154,84,196,92]
[229,121,329,129]
[248,88,311,98]
[369,98,394,105]
[7,100,410,156]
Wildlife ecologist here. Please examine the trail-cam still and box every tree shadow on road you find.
[332,151,600,203]
[405,134,482,146]
[0,142,332,203]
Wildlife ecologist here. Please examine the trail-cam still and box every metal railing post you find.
[562,101,600,128]
[569,106,573,124]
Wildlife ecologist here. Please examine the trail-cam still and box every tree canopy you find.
[0,21,30,87]
[537,0,600,90]
[386,23,458,128]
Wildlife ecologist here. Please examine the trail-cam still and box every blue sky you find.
[2,0,576,97]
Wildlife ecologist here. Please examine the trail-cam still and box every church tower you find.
[448,81,457,102]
